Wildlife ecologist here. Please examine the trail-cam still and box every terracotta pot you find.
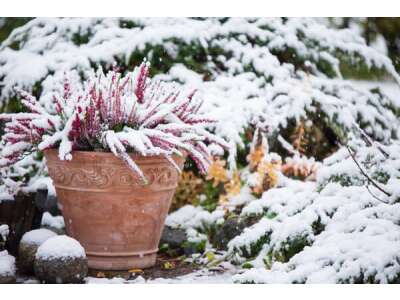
[44,149,184,271]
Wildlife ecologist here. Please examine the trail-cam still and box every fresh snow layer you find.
[41,212,65,230]
[35,235,86,260]
[0,250,16,276]
[230,179,400,283]
[20,228,57,246]
[166,204,224,230]
[0,224,9,240]
[86,268,235,284]
[1,18,400,197]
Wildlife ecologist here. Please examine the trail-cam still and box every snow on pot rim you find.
[36,235,86,260]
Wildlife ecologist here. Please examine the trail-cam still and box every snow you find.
[166,204,225,231]
[0,62,226,188]
[35,235,86,260]
[0,224,9,241]
[1,18,400,196]
[230,153,400,283]
[0,250,16,276]
[86,268,235,284]
[351,80,400,107]
[41,212,65,230]
[1,18,400,283]
[20,228,57,246]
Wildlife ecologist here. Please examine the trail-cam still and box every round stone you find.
[34,235,88,283]
[18,229,57,274]
[0,250,16,284]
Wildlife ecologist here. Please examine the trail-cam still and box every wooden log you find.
[0,192,43,256]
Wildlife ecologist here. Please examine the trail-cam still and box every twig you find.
[366,184,389,204]
[352,122,389,158]
[345,145,391,198]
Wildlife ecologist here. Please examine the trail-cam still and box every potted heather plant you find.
[0,62,227,270]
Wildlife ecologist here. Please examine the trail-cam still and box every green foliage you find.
[0,17,32,44]
[238,233,270,259]
[333,17,400,74]
[182,239,206,254]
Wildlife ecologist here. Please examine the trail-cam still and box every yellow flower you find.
[247,145,265,170]
[206,157,228,187]
[219,170,241,206]
[252,161,279,195]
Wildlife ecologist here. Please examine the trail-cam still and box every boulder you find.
[0,250,16,284]
[18,229,57,274]
[160,226,187,249]
[34,235,88,283]
[212,217,245,250]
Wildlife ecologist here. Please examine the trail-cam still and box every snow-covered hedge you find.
[1,18,399,154]
[165,141,400,283]
[1,17,399,196]
[231,180,400,283]
[1,18,400,283]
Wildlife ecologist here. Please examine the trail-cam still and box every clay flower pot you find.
[44,149,184,271]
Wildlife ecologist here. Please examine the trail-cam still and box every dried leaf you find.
[128,268,143,273]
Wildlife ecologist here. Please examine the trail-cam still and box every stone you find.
[160,226,187,249]
[0,250,16,284]
[34,235,88,283]
[18,229,57,274]
[212,216,245,250]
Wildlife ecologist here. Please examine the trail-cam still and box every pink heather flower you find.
[0,62,229,183]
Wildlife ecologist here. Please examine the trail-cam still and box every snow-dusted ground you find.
[86,268,236,284]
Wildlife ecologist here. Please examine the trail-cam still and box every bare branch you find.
[352,122,389,158]
[345,145,391,198]
[366,184,389,204]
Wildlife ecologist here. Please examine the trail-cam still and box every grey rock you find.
[34,256,88,284]
[18,243,38,275]
[160,226,187,249]
[212,217,245,250]
[18,229,57,274]
[0,251,16,284]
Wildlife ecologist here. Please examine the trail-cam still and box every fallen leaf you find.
[206,251,215,262]
[128,268,143,273]
[162,261,176,270]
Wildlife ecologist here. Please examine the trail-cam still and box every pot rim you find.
[43,148,186,160]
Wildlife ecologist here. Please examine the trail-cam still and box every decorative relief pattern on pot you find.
[47,165,116,189]
[47,164,178,190]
